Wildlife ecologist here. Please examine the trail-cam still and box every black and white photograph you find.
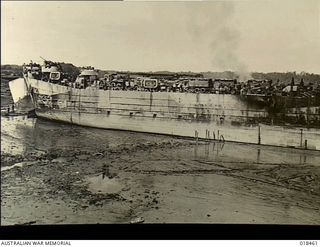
[1,0,320,231]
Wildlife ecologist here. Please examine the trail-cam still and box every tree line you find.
[1,64,319,85]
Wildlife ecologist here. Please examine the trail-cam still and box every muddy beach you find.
[1,114,320,225]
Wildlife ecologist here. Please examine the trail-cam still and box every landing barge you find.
[9,61,320,150]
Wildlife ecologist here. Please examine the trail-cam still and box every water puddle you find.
[86,174,123,194]
[1,161,38,172]
[1,116,37,155]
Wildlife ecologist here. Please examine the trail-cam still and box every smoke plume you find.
[186,2,251,81]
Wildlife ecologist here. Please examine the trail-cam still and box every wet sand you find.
[1,115,320,225]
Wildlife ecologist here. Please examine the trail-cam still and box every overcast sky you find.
[1,0,320,73]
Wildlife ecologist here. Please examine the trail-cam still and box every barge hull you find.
[10,78,320,150]
[36,108,320,150]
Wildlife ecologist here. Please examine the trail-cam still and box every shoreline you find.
[1,116,320,225]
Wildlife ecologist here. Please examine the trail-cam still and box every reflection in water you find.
[1,115,37,155]
[257,148,261,163]
[191,140,319,167]
[194,142,198,158]
[2,115,320,169]
[102,163,113,179]
[2,115,183,157]
[299,154,307,165]
[86,174,123,194]
[204,142,209,159]
[220,142,225,151]
[193,141,225,160]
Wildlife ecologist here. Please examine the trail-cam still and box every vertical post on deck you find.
[300,129,303,147]
[205,129,210,141]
